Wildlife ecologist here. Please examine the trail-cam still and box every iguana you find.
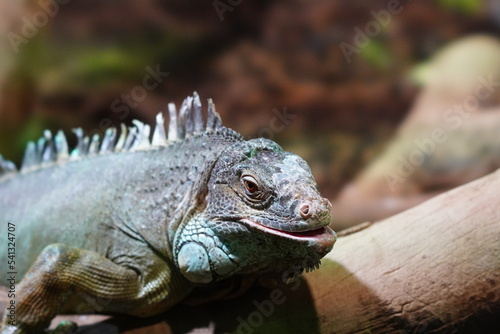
[0,93,336,334]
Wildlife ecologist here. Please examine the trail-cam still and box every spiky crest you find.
[0,93,227,178]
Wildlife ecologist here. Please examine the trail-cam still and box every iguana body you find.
[0,94,336,333]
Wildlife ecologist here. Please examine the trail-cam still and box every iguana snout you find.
[297,197,331,220]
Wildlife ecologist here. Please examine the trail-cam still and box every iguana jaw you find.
[239,218,336,251]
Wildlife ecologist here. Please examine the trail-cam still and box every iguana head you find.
[174,138,336,284]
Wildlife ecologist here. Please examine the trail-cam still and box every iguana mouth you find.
[239,218,336,245]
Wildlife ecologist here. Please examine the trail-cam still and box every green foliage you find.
[360,40,391,69]
[65,47,148,86]
[435,0,484,14]
[15,30,195,92]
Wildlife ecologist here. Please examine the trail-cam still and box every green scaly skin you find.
[0,94,336,334]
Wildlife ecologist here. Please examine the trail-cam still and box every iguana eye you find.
[238,173,270,206]
[242,175,259,196]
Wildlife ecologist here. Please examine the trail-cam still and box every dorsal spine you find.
[0,93,226,177]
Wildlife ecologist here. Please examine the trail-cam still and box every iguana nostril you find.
[299,203,312,218]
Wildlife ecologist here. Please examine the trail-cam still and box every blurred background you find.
[0,0,499,229]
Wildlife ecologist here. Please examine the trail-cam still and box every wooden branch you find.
[2,169,499,333]
[305,168,500,333]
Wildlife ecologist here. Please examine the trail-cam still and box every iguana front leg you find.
[1,243,186,334]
